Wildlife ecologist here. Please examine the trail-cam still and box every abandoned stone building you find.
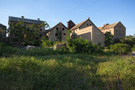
[46,22,68,42]
[8,16,45,37]
[98,22,126,39]
[47,18,105,46]
[70,18,105,46]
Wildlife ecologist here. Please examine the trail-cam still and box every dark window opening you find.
[98,43,101,45]
[63,28,64,31]
[87,24,89,26]
[63,33,66,35]
[56,27,59,30]
[40,29,42,31]
[55,33,58,36]
[40,34,42,37]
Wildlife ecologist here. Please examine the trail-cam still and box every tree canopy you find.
[104,32,114,47]
[9,20,49,46]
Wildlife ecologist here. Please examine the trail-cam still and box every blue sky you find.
[0,0,135,35]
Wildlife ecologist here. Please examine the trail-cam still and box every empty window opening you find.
[56,27,59,30]
[55,33,58,36]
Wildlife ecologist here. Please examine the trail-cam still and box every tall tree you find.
[120,34,135,47]
[10,20,49,46]
[104,32,114,47]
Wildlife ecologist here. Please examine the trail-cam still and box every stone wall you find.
[48,23,67,42]
[71,26,105,46]
[92,26,105,46]
[100,22,126,39]
[114,22,126,39]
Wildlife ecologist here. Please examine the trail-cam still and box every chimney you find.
[21,16,24,19]
[37,18,40,21]
[67,20,75,30]
[103,23,109,27]
[88,17,90,20]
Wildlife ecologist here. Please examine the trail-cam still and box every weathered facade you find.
[47,18,106,46]
[70,18,105,46]
[47,22,68,42]
[98,22,126,39]
[8,16,45,37]
[0,23,6,38]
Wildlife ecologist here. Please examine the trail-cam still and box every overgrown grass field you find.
[0,46,135,90]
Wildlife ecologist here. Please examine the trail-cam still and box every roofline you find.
[89,19,105,35]
[8,20,42,25]
[48,22,67,32]
[0,23,6,28]
[70,18,104,35]
[98,22,121,30]
[117,21,126,29]
[9,16,44,22]
[71,18,89,30]
[78,18,90,29]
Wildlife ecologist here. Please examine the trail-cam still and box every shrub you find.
[132,44,135,52]
[0,42,21,56]
[41,40,52,47]
[0,42,6,55]
[41,36,53,47]
[110,43,131,55]
[24,40,42,46]
[66,37,100,53]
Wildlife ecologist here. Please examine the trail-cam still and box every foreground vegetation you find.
[0,33,135,90]
[0,45,135,90]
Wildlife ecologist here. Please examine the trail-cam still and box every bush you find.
[41,36,53,47]
[132,44,135,52]
[110,43,131,55]
[66,37,101,53]
[41,40,53,47]
[0,42,19,56]
[0,42,6,55]
[24,40,42,46]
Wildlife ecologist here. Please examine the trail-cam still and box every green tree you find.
[10,20,49,46]
[120,34,135,47]
[110,43,131,55]
[25,24,40,42]
[132,44,135,52]
[41,21,50,29]
[105,32,114,47]
[10,21,26,45]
